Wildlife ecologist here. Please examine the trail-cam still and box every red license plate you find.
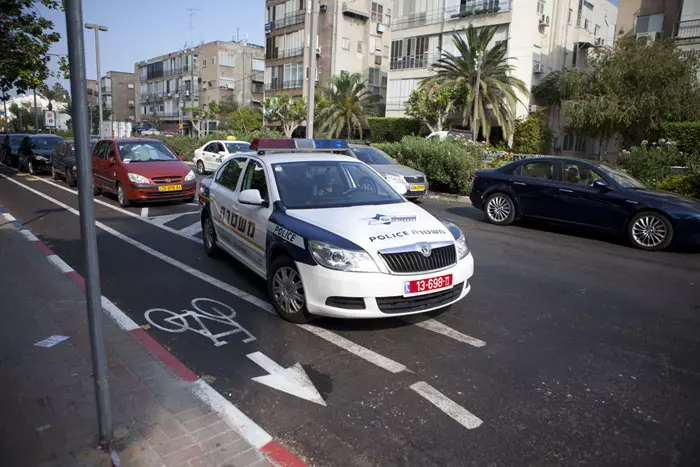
[404,274,453,296]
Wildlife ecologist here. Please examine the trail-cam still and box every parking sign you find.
[44,110,56,128]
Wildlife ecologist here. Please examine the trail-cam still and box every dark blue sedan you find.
[469,157,700,251]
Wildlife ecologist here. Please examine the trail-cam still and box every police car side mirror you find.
[239,189,267,207]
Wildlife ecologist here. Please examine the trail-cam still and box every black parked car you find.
[51,138,98,186]
[1,133,29,167]
[470,157,700,251]
[18,134,64,175]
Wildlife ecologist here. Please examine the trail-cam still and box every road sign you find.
[45,111,57,128]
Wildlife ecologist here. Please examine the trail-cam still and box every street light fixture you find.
[85,23,108,137]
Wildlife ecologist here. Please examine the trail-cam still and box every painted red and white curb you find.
[0,204,305,467]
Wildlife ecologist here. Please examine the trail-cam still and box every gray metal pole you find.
[65,0,113,445]
[306,0,318,139]
[94,30,104,138]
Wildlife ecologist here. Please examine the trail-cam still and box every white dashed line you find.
[404,318,486,348]
[410,381,483,430]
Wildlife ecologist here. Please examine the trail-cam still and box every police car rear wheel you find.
[202,214,219,257]
[269,257,311,323]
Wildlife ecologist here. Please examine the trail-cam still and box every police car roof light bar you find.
[251,138,350,154]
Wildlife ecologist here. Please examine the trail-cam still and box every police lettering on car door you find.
[219,206,256,239]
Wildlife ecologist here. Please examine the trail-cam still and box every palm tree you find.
[318,73,378,139]
[426,25,527,141]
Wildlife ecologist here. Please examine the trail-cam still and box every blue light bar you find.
[313,139,349,149]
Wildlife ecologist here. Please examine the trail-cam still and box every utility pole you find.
[186,8,200,137]
[85,23,108,138]
[2,99,7,132]
[33,87,39,132]
[306,0,318,138]
[65,0,113,446]
[472,51,483,142]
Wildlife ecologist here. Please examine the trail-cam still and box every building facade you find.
[134,40,264,132]
[264,0,392,112]
[617,0,700,51]
[100,71,137,123]
[675,0,700,52]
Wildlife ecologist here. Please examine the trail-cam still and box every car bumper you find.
[30,158,52,172]
[127,181,197,201]
[405,188,427,199]
[297,252,474,318]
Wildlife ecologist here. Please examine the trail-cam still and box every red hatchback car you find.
[92,138,196,207]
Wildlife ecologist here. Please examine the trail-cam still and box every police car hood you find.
[286,202,454,253]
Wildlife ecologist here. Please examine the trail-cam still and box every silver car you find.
[348,144,428,200]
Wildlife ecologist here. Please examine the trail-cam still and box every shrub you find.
[617,142,686,186]
[656,175,700,198]
[376,136,485,195]
[367,117,423,143]
[661,122,700,155]
[512,113,551,154]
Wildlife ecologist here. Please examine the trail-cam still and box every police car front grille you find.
[376,283,464,314]
[380,245,456,274]
[404,176,425,183]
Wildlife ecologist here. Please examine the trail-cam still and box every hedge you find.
[374,136,485,195]
[661,121,700,155]
[512,113,551,154]
[367,117,423,143]
[656,174,700,198]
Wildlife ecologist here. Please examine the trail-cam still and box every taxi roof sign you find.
[250,138,349,153]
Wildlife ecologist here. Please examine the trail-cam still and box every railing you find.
[283,79,303,89]
[265,82,282,91]
[393,0,510,30]
[141,66,196,82]
[279,46,304,59]
[676,19,700,40]
[390,53,442,70]
[268,11,305,31]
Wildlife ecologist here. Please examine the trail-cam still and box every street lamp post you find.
[472,51,483,142]
[85,23,108,138]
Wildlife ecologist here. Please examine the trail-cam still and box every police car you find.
[198,139,474,323]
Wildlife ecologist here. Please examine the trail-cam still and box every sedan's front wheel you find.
[627,211,673,251]
[268,256,312,323]
[484,192,515,226]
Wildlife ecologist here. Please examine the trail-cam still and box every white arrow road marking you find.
[179,220,203,237]
[247,351,327,406]
[403,317,486,348]
[410,381,483,430]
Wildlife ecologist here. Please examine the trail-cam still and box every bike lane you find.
[0,169,495,466]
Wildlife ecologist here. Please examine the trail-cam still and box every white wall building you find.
[4,93,71,131]
[387,0,617,153]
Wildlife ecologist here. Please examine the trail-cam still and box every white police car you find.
[198,139,474,323]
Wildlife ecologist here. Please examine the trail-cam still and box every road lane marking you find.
[410,381,483,430]
[102,296,140,331]
[403,317,486,348]
[179,220,203,237]
[247,351,327,406]
[150,212,191,226]
[0,172,410,375]
[2,212,16,221]
[140,207,149,217]
[47,254,74,273]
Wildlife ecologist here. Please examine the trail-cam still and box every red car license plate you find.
[404,274,453,296]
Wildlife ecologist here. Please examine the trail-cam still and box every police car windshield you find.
[273,161,404,209]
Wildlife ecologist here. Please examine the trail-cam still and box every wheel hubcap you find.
[204,218,214,249]
[632,216,666,247]
[487,196,511,222]
[198,162,204,173]
[118,187,125,204]
[272,267,305,315]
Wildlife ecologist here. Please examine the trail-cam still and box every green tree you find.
[317,73,377,139]
[560,36,700,147]
[512,112,552,154]
[40,82,69,111]
[427,25,527,141]
[0,1,62,101]
[262,95,307,137]
[222,107,263,133]
[405,83,463,132]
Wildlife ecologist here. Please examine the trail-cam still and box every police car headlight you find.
[440,220,470,259]
[382,173,405,184]
[308,241,379,273]
[127,173,150,184]
[185,170,196,181]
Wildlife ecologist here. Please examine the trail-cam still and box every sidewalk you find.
[0,217,273,466]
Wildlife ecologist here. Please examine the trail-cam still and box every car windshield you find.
[68,140,98,153]
[30,137,62,150]
[10,135,27,148]
[351,147,395,165]
[117,142,178,162]
[600,164,648,189]
[225,142,250,153]
[273,160,405,209]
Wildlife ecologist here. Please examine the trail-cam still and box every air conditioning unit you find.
[315,47,321,55]
[529,104,540,113]
[166,92,172,97]
[533,63,545,73]
[185,90,190,96]
[595,37,604,46]
[377,24,385,34]
[539,14,550,26]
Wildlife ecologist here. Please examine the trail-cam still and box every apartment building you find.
[264,0,392,112]
[617,0,700,52]
[100,71,137,122]
[134,40,264,132]
[676,0,700,52]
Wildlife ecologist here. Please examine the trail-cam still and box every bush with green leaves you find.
[150,129,283,160]
[511,112,551,154]
[661,122,700,156]
[374,136,485,194]
[656,174,700,198]
[617,141,688,187]
[367,117,423,143]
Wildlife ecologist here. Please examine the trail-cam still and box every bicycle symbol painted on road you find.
[144,298,256,347]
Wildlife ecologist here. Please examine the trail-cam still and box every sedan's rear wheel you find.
[628,211,673,251]
[197,160,206,175]
[485,192,515,226]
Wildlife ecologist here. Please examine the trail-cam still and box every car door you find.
[201,142,215,170]
[234,158,272,274]
[552,161,630,230]
[208,157,248,256]
[510,160,561,219]
[52,143,63,172]
[92,141,110,190]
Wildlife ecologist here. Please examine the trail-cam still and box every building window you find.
[375,55,382,65]
[252,58,264,72]
[390,35,429,70]
[537,1,545,14]
[594,24,600,37]
[568,8,572,24]
[127,83,134,89]
[368,67,381,86]
[203,58,207,67]
[357,41,364,53]
[212,56,216,65]
[283,62,303,89]
[371,2,383,23]
[219,53,235,67]
[342,37,350,50]
[635,14,664,35]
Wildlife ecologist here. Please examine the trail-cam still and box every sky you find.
[39,0,265,90]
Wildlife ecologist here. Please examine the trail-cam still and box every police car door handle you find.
[513,181,527,186]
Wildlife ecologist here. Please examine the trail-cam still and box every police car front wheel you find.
[268,257,311,323]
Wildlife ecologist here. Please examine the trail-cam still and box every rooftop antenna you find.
[186,8,202,47]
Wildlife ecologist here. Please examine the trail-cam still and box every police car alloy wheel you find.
[202,214,219,256]
[268,256,311,323]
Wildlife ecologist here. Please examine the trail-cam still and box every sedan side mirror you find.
[108,157,116,166]
[239,189,269,207]
[593,179,609,189]
[218,151,227,156]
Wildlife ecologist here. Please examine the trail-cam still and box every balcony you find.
[283,79,303,90]
[676,19,700,41]
[267,11,305,32]
[279,46,304,59]
[390,53,442,71]
[393,0,510,31]
[342,1,370,21]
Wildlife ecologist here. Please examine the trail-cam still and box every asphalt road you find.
[1,165,699,467]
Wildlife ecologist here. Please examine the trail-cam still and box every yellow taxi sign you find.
[226,135,237,140]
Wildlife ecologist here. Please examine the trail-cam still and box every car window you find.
[93,142,105,159]
[204,142,216,152]
[105,143,115,161]
[521,161,555,180]
[351,147,395,165]
[562,162,603,186]
[217,142,226,153]
[30,137,62,150]
[217,157,247,191]
[241,160,268,201]
[117,141,177,162]
[225,142,250,153]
